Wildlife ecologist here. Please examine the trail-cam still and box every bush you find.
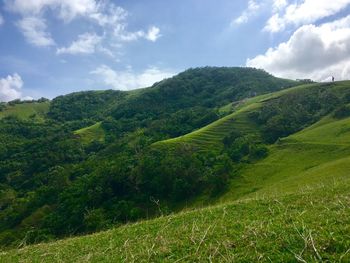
[334,105,350,119]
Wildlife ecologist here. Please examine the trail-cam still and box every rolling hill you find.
[1,112,350,261]
[0,68,349,261]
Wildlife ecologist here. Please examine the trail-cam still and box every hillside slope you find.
[154,81,350,202]
[74,122,105,145]
[154,82,348,152]
[0,67,301,248]
[219,114,350,202]
[0,101,49,121]
[1,177,349,262]
[1,82,350,261]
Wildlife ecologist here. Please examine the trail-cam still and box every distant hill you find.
[48,67,296,122]
[0,101,49,121]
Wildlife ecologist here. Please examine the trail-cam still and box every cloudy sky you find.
[0,0,350,101]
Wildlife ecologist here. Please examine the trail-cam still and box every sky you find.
[0,0,350,101]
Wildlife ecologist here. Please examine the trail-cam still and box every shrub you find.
[334,105,350,119]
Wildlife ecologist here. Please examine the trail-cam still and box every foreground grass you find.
[1,180,349,262]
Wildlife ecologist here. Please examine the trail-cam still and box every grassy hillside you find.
[1,71,348,253]
[154,82,347,152]
[1,178,349,262]
[218,114,350,202]
[2,67,302,248]
[74,122,105,145]
[1,82,350,261]
[153,82,350,202]
[0,101,49,121]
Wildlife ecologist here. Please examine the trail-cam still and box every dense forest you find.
[0,67,315,248]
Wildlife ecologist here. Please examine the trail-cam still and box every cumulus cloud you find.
[247,15,350,81]
[57,33,102,55]
[16,17,55,47]
[265,0,350,32]
[0,73,24,102]
[91,65,176,90]
[6,0,161,52]
[5,0,97,22]
[145,26,161,42]
[114,25,161,42]
[232,0,260,25]
[272,0,288,12]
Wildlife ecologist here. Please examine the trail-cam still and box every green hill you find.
[154,82,348,152]
[2,82,350,262]
[154,81,350,203]
[0,101,50,121]
[1,68,349,260]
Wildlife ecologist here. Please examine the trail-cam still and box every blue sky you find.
[1,0,350,101]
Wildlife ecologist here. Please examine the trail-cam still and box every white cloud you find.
[232,0,260,25]
[0,73,24,102]
[5,0,97,22]
[145,26,161,42]
[265,0,350,32]
[57,33,102,55]
[7,0,161,52]
[89,2,127,26]
[247,15,350,81]
[272,0,288,12]
[91,65,176,90]
[16,17,55,47]
[113,25,161,42]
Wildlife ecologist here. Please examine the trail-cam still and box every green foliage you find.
[48,90,125,122]
[0,68,348,252]
[249,85,342,142]
[333,104,350,119]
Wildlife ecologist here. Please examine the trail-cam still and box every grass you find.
[74,122,105,145]
[1,179,349,262]
[0,102,50,121]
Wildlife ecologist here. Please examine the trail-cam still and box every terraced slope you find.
[218,114,350,202]
[0,101,50,121]
[153,99,260,151]
[153,82,322,152]
[153,82,350,203]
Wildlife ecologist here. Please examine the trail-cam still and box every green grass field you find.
[217,115,350,203]
[1,178,349,262]
[74,122,105,145]
[0,102,50,121]
[1,82,350,262]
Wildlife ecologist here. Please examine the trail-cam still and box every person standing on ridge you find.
[332,76,335,82]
